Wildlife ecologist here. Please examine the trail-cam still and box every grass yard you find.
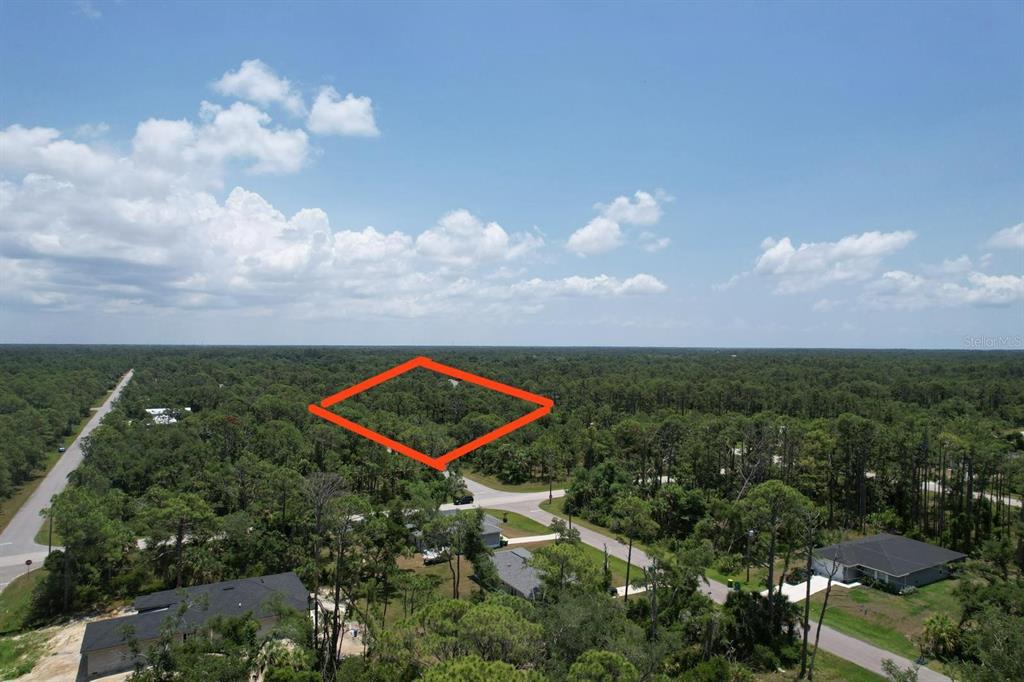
[34,516,62,547]
[539,497,650,549]
[577,542,632,586]
[354,554,484,631]
[483,508,551,537]
[707,565,769,593]
[706,556,794,593]
[0,630,47,679]
[808,579,960,666]
[755,647,883,682]
[0,570,46,636]
[462,468,571,494]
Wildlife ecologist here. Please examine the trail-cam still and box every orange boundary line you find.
[307,356,553,471]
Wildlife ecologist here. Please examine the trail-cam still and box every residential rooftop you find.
[816,533,966,577]
[81,572,307,653]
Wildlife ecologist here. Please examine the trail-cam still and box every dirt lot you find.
[11,612,135,682]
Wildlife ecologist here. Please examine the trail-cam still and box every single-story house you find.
[144,407,191,425]
[490,548,542,600]
[80,572,307,678]
[812,533,966,591]
[414,510,503,550]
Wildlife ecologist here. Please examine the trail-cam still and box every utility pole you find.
[746,529,755,583]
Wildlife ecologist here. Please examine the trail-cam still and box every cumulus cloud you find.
[985,222,1024,250]
[307,86,379,137]
[214,59,306,116]
[753,230,916,293]
[863,270,1024,309]
[566,217,622,255]
[0,67,675,323]
[415,209,543,266]
[567,190,669,255]
[510,273,668,297]
[596,191,663,225]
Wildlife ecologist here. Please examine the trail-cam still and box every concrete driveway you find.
[461,471,949,682]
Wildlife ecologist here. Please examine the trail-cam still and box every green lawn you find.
[0,570,46,635]
[756,647,884,682]
[538,497,649,549]
[483,509,551,537]
[0,630,47,680]
[809,580,960,668]
[462,468,571,494]
[576,542,633,586]
[34,516,61,547]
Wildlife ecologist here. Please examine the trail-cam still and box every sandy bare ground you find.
[11,614,134,682]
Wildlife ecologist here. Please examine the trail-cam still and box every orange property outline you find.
[308,356,554,471]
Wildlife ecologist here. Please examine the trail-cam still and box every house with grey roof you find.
[424,509,504,549]
[812,533,966,591]
[490,548,542,600]
[80,572,307,678]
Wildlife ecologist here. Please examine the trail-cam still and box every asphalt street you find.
[453,472,950,682]
[0,369,134,592]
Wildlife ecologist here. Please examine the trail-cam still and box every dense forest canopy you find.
[3,345,1022,681]
[0,347,124,505]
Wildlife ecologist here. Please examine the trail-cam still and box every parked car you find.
[453,493,474,505]
[58,446,66,453]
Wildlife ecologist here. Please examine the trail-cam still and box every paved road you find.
[459,472,949,682]
[0,369,133,592]
[922,480,1021,509]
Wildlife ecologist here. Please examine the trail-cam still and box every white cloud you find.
[985,222,1024,250]
[415,209,543,266]
[863,270,1024,309]
[567,190,670,255]
[595,190,663,226]
[214,59,306,116]
[0,125,117,181]
[0,68,673,324]
[129,101,310,179]
[511,273,667,297]
[753,230,916,293]
[307,86,380,137]
[566,217,622,255]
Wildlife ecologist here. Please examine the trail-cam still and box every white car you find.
[422,547,449,565]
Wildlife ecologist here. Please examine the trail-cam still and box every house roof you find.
[439,510,503,536]
[490,548,542,599]
[816,533,966,577]
[81,572,307,653]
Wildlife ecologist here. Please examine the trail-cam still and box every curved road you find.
[0,369,133,592]
[449,474,949,682]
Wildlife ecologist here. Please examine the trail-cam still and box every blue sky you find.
[1,0,1021,347]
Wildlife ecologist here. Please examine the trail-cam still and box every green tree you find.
[566,649,639,682]
[609,495,658,601]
